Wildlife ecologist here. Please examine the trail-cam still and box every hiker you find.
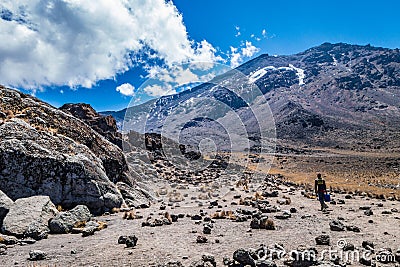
[315,173,328,211]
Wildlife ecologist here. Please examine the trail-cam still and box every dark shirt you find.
[315,179,326,193]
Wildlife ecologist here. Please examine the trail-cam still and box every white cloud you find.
[242,41,259,57]
[116,83,135,96]
[235,26,241,37]
[0,0,222,89]
[229,41,260,68]
[262,29,267,37]
[229,46,242,68]
[143,84,175,97]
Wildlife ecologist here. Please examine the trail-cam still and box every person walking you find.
[315,173,328,211]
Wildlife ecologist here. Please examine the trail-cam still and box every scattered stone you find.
[346,225,361,232]
[19,238,36,245]
[362,241,374,250]
[274,211,291,220]
[81,226,97,237]
[49,205,92,234]
[0,244,6,255]
[233,248,256,266]
[0,234,18,245]
[28,250,47,261]
[342,243,355,251]
[191,214,202,221]
[125,235,138,248]
[315,235,330,245]
[364,209,373,216]
[345,195,352,199]
[329,220,345,231]
[196,235,207,243]
[382,210,393,215]
[289,207,297,213]
[201,254,216,267]
[203,224,212,235]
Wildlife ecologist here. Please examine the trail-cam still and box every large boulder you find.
[116,182,151,208]
[0,118,123,214]
[0,190,13,228]
[49,205,92,234]
[1,196,58,240]
[0,86,154,213]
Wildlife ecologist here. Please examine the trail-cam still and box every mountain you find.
[106,42,400,153]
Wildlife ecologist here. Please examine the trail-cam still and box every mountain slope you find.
[107,43,400,152]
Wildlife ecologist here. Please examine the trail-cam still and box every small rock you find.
[362,241,374,250]
[196,235,207,243]
[29,250,47,261]
[364,209,373,216]
[125,235,138,248]
[233,248,256,266]
[346,225,361,232]
[315,235,330,245]
[203,224,212,235]
[191,214,202,221]
[81,226,97,237]
[329,220,345,231]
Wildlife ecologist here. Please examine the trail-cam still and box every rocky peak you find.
[60,103,122,149]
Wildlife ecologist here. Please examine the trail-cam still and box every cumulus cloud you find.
[116,83,135,96]
[0,0,222,89]
[229,41,260,68]
[242,41,259,57]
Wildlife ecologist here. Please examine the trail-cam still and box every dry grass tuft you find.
[111,207,120,214]
[97,221,108,230]
[73,221,86,228]
[123,210,136,220]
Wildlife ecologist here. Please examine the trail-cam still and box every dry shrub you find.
[263,219,275,230]
[5,110,13,119]
[211,210,234,219]
[123,210,136,220]
[111,207,120,214]
[164,212,172,223]
[254,192,264,200]
[97,221,108,230]
[283,195,291,205]
[56,205,63,212]
[73,221,86,228]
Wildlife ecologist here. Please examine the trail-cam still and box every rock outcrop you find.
[59,103,123,149]
[0,87,150,214]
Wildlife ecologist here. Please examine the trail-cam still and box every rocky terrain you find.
[0,167,399,266]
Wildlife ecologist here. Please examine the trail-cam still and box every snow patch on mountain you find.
[248,65,306,85]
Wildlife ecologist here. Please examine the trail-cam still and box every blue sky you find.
[0,0,399,111]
